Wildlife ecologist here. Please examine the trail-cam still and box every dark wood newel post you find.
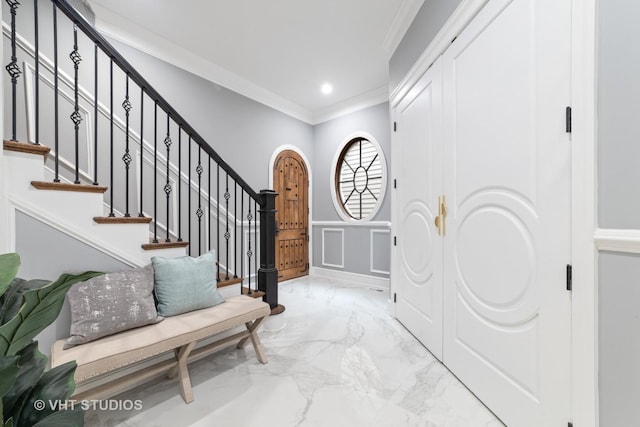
[258,189,284,314]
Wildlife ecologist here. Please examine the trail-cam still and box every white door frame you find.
[389,0,598,425]
[570,0,598,424]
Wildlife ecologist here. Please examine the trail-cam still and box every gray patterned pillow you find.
[64,264,162,349]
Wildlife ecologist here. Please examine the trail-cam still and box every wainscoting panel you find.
[321,228,344,268]
[313,224,391,283]
[370,229,391,275]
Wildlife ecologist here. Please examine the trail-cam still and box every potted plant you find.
[0,253,101,427]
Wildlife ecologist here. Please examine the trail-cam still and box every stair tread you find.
[217,274,243,287]
[3,140,50,156]
[94,216,153,224]
[241,287,265,299]
[31,181,108,193]
[141,240,189,250]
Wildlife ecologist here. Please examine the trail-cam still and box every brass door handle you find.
[434,195,447,237]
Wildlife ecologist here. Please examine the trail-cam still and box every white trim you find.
[312,220,391,228]
[383,0,426,59]
[321,228,344,269]
[268,145,313,272]
[329,131,388,223]
[370,229,391,275]
[389,0,489,106]
[571,0,598,425]
[595,229,640,254]
[91,4,314,124]
[310,266,390,291]
[312,87,389,125]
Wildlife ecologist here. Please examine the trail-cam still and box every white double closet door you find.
[392,0,572,425]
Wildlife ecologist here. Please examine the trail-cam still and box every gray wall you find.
[312,103,391,279]
[598,252,640,426]
[389,0,463,91]
[597,0,640,425]
[597,0,640,229]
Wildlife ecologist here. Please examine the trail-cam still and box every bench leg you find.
[167,348,180,379]
[237,317,268,364]
[174,341,196,403]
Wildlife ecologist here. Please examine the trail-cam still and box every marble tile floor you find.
[85,276,503,427]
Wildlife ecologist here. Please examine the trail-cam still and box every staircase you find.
[1,0,279,306]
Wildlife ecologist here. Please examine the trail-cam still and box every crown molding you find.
[91,3,314,124]
[382,0,426,59]
[312,86,389,125]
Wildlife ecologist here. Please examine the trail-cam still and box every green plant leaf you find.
[0,271,103,356]
[32,407,84,427]
[0,279,50,325]
[15,361,78,427]
[0,254,20,300]
[0,355,19,399]
[2,341,47,421]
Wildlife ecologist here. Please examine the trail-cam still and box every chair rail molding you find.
[594,229,640,254]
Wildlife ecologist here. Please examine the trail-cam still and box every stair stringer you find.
[3,149,186,266]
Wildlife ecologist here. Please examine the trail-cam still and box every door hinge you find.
[565,106,572,133]
[394,179,397,189]
[394,293,397,303]
[566,264,572,291]
[394,236,397,246]
[393,121,397,132]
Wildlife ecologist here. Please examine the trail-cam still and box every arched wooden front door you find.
[273,150,309,282]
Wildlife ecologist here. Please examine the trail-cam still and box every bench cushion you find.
[51,295,270,382]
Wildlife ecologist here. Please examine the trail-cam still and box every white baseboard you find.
[310,266,389,290]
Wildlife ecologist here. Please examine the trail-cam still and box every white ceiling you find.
[86,0,424,124]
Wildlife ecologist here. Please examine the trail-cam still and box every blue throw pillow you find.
[151,251,224,317]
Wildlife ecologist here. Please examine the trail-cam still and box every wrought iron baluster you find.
[208,157,212,252]
[164,115,172,241]
[254,198,258,291]
[122,75,132,215]
[70,25,82,184]
[108,59,114,214]
[92,44,98,184]
[241,190,244,290]
[139,88,144,216]
[53,5,59,182]
[177,127,182,241]
[6,0,20,142]
[216,164,220,281]
[247,203,253,293]
[188,136,192,255]
[224,173,230,280]
[153,102,158,242]
[196,147,203,256]
[234,181,237,278]
[34,0,39,145]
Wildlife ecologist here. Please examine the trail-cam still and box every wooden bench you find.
[51,295,270,404]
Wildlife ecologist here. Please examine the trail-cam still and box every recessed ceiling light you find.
[321,83,333,95]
